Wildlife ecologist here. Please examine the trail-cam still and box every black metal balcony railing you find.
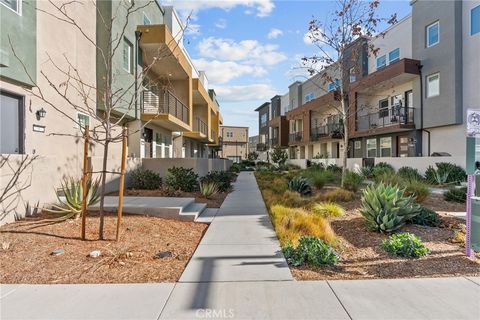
[211,128,216,141]
[289,132,303,143]
[256,143,268,151]
[142,89,189,125]
[356,106,414,131]
[194,117,208,135]
[310,123,344,141]
[269,137,279,147]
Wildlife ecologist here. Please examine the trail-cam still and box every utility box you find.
[470,198,480,251]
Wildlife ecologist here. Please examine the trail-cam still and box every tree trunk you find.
[340,94,349,188]
[98,139,109,240]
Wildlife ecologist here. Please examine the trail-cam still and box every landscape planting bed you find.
[0,212,207,284]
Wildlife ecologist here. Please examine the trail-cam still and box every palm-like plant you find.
[199,181,219,199]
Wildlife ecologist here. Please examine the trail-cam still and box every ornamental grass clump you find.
[342,171,363,192]
[311,202,345,218]
[199,181,219,199]
[382,232,429,258]
[360,183,421,233]
[270,204,336,246]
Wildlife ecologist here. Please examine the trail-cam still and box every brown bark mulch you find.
[291,206,479,280]
[0,212,207,284]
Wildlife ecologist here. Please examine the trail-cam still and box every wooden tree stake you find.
[116,127,128,241]
[81,125,90,240]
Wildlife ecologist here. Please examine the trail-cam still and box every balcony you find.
[141,89,190,131]
[356,106,415,132]
[184,117,209,142]
[257,143,268,151]
[310,123,344,141]
[289,132,303,144]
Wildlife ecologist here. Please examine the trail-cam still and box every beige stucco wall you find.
[142,158,231,177]
[424,124,466,156]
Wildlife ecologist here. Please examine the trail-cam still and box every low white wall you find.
[142,158,232,178]
[0,154,142,225]
[289,156,465,175]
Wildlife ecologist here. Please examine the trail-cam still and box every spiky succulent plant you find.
[288,176,312,196]
[360,183,421,233]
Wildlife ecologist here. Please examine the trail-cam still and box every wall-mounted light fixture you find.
[36,108,47,119]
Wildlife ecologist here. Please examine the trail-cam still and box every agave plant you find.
[44,175,100,220]
[360,183,421,233]
[199,181,219,199]
[288,176,312,196]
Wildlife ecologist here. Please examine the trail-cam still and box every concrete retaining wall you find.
[142,158,232,177]
[288,156,465,174]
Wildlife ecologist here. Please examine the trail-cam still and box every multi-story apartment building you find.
[248,135,260,155]
[268,93,289,150]
[264,0,479,166]
[219,126,249,162]
[0,0,223,223]
[254,102,270,160]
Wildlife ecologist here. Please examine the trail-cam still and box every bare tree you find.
[10,0,189,239]
[302,0,397,186]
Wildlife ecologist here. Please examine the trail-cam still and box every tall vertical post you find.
[81,125,90,240]
[116,127,128,241]
[466,174,473,257]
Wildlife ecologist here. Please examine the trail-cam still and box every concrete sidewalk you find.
[1,172,479,319]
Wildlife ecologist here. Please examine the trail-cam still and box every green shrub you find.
[382,232,429,258]
[403,179,430,203]
[247,151,259,161]
[409,206,442,227]
[283,236,338,267]
[374,172,404,186]
[372,166,395,179]
[288,176,312,196]
[200,171,233,192]
[230,163,241,173]
[444,187,467,203]
[425,163,466,185]
[343,171,363,192]
[271,147,288,166]
[199,181,218,199]
[375,162,395,171]
[165,167,198,192]
[360,166,374,179]
[311,202,345,217]
[130,169,162,190]
[302,169,327,190]
[360,183,421,233]
[319,189,355,202]
[398,166,423,181]
[326,164,342,174]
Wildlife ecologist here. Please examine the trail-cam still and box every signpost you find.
[465,109,480,256]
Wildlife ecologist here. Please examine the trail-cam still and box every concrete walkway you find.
[1,172,479,319]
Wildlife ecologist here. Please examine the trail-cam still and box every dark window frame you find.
[0,89,25,154]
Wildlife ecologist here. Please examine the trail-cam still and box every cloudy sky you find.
[165,0,411,136]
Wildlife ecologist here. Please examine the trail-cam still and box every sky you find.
[164,0,412,136]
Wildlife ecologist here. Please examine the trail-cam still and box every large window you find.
[376,55,386,70]
[123,37,133,73]
[472,5,480,35]
[426,73,440,98]
[304,92,315,103]
[327,79,340,92]
[366,139,377,157]
[1,91,23,154]
[380,137,392,157]
[260,113,268,127]
[388,48,400,64]
[1,0,21,14]
[426,21,439,47]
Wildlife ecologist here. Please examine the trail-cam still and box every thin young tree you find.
[10,0,190,239]
[302,0,397,186]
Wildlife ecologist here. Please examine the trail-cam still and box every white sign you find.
[467,109,480,136]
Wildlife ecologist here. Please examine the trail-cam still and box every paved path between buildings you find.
[1,172,479,319]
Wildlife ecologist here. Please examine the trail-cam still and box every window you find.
[260,113,268,126]
[349,67,356,83]
[327,79,340,91]
[426,73,440,98]
[226,131,233,138]
[354,141,361,150]
[379,98,389,118]
[366,139,377,157]
[1,91,24,154]
[143,13,151,25]
[376,55,386,70]
[472,5,480,35]
[388,48,400,64]
[304,92,315,103]
[77,113,90,129]
[426,21,439,47]
[380,137,392,157]
[1,0,21,14]
[123,37,133,73]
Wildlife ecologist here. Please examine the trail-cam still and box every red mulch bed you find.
[0,212,207,284]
